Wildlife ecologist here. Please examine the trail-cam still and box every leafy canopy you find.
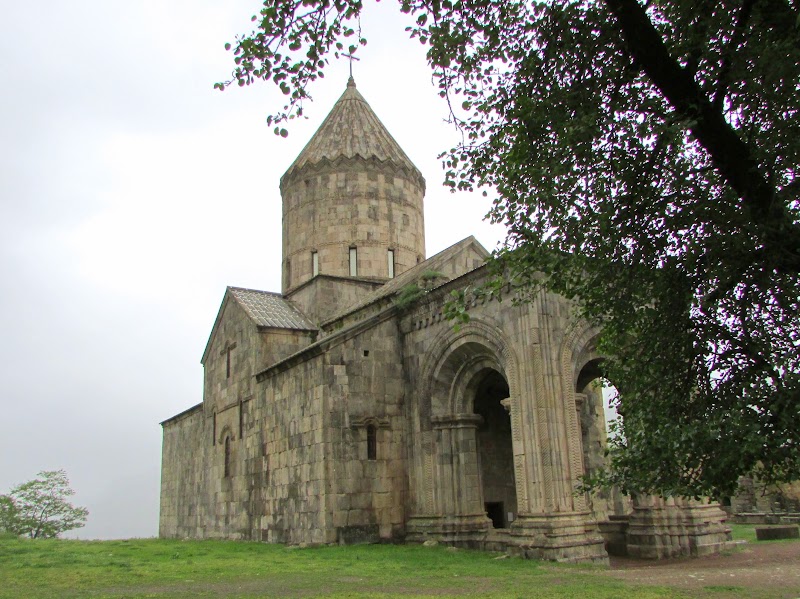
[0,470,89,539]
[217,0,800,499]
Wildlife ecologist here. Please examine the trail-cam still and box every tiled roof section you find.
[322,236,490,325]
[282,77,422,182]
[228,287,316,330]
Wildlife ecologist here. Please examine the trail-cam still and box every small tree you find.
[394,270,448,309]
[0,470,88,539]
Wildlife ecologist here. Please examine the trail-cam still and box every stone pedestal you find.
[407,512,609,563]
[406,514,491,549]
[626,495,732,559]
[507,513,609,564]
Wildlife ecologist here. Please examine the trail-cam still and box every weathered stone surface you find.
[730,476,800,519]
[281,79,425,297]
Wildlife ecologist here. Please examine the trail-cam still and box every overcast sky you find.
[0,1,506,539]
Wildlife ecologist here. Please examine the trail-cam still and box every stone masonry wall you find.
[287,276,383,325]
[163,352,333,543]
[203,298,259,417]
[257,328,316,370]
[322,317,408,542]
[160,399,255,540]
[323,241,488,336]
[162,292,319,542]
[159,406,206,538]
[245,356,331,544]
[164,294,410,544]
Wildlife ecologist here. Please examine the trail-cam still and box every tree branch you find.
[602,0,791,230]
[604,0,800,277]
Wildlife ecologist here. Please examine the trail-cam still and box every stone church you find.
[159,77,731,562]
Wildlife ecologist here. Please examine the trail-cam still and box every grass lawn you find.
[0,525,791,599]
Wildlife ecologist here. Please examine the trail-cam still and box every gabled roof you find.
[201,287,317,364]
[228,287,316,330]
[281,77,422,184]
[322,236,490,326]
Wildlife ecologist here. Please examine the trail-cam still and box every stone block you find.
[374,492,393,509]
[756,525,799,540]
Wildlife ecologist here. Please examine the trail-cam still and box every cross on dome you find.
[341,51,360,79]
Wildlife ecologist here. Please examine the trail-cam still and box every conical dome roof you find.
[281,77,423,186]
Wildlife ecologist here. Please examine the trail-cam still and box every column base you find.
[406,514,491,549]
[507,513,609,564]
[626,496,733,559]
[407,512,609,564]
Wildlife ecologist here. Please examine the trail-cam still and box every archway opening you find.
[472,368,516,529]
[575,358,628,521]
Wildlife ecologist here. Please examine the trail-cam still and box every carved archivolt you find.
[562,319,604,389]
[218,424,235,445]
[420,319,520,423]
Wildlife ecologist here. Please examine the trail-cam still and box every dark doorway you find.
[485,502,505,529]
[473,369,516,528]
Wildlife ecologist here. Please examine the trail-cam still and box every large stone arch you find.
[409,319,527,536]
[559,320,633,525]
[556,320,731,559]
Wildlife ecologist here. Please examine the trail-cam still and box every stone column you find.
[505,350,608,563]
[405,414,490,546]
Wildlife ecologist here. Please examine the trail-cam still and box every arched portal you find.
[471,368,516,529]
[575,358,603,473]
[574,357,629,520]
[407,320,524,543]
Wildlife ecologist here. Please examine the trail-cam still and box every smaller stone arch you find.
[434,345,505,417]
[217,425,235,445]
[560,320,629,521]
[562,322,604,389]
[420,319,520,426]
[558,320,604,512]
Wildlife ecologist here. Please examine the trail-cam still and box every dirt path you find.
[602,542,800,598]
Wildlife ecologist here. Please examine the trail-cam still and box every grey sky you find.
[0,1,505,538]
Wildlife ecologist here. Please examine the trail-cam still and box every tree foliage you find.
[0,470,88,539]
[217,0,800,499]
